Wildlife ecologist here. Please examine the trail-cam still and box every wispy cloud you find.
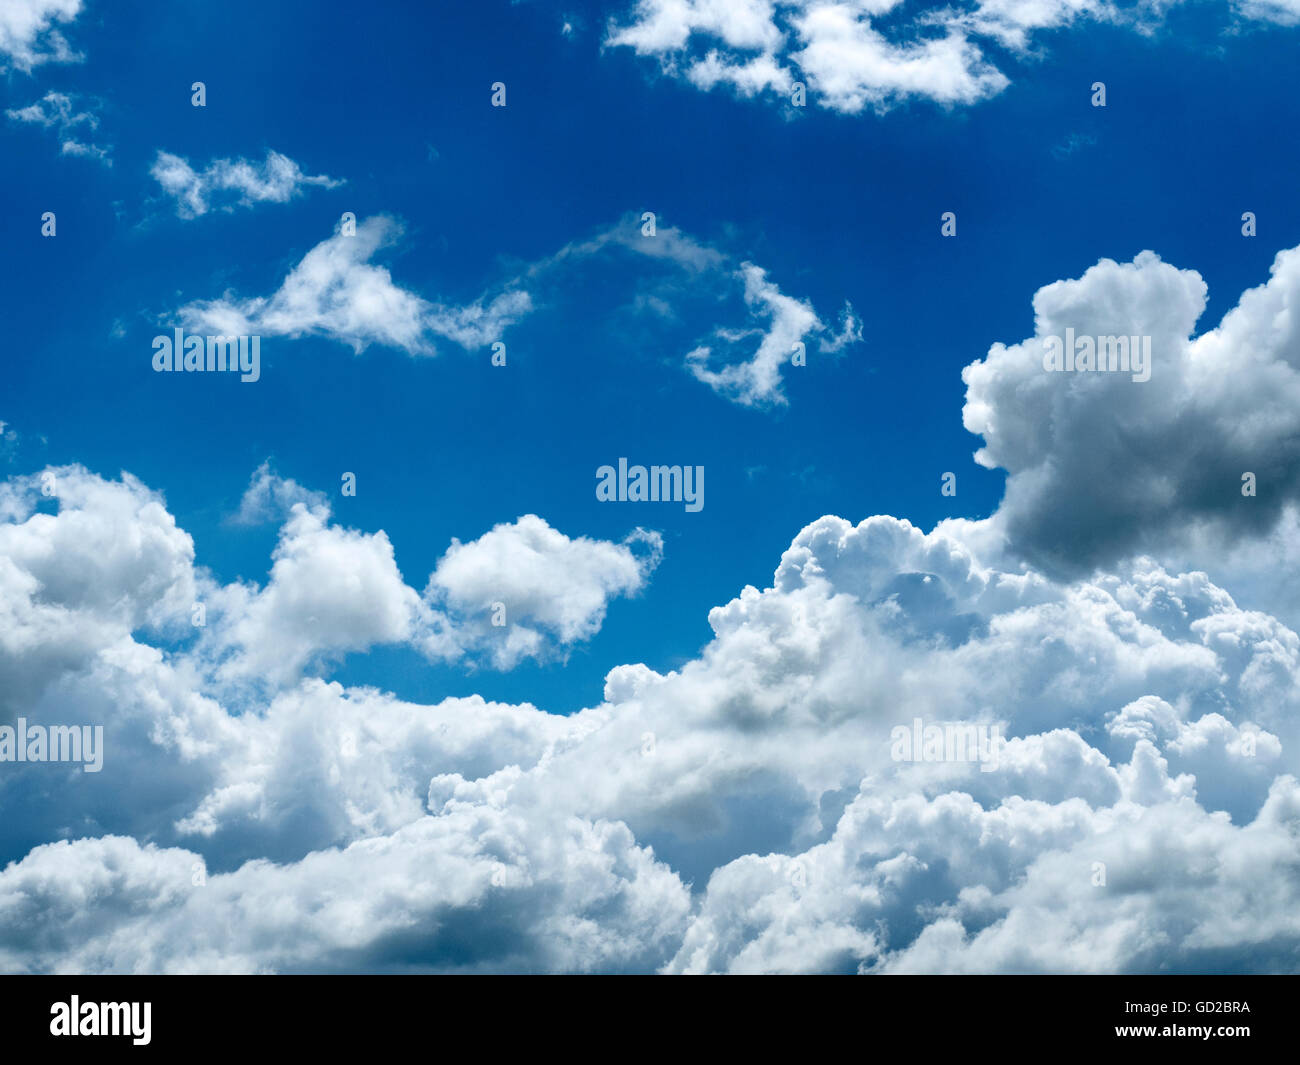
[178,215,532,355]
[151,149,344,219]
[6,90,110,164]
[174,212,859,406]
[231,462,330,526]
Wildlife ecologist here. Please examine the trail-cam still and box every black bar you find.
[1,975,1291,1053]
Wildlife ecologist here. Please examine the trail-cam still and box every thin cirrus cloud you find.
[5,90,109,164]
[150,149,344,218]
[175,213,860,407]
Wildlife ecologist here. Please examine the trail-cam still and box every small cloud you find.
[1051,132,1097,160]
[151,149,343,219]
[0,420,19,461]
[178,215,531,356]
[685,263,859,408]
[5,91,110,164]
[231,461,330,526]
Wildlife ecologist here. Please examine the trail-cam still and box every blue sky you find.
[4,1,1300,974]
[7,0,1299,712]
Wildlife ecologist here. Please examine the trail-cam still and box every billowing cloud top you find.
[2,420,1299,971]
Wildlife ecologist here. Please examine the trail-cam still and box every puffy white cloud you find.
[955,244,1300,631]
[421,515,662,669]
[2,477,1298,972]
[943,0,1113,51]
[606,0,1011,111]
[0,466,195,655]
[788,4,1009,112]
[231,462,329,526]
[178,216,435,353]
[9,241,1300,972]
[197,495,658,685]
[602,0,1292,114]
[608,0,785,54]
[0,0,81,71]
[0,816,691,974]
[208,505,424,688]
[150,149,342,219]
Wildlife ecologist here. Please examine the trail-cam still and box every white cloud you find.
[174,214,856,406]
[686,262,859,407]
[178,216,531,356]
[2,454,1300,971]
[5,91,109,163]
[209,505,424,688]
[0,0,81,71]
[953,243,1300,633]
[603,0,1294,114]
[606,0,1012,111]
[0,814,692,974]
[151,149,343,219]
[421,515,662,669]
[1236,0,1300,24]
[17,239,1300,971]
[608,0,785,54]
[231,462,330,526]
[521,216,860,406]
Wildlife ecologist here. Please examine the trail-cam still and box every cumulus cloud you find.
[421,515,662,669]
[150,149,343,219]
[1,452,1299,972]
[0,0,82,71]
[603,0,1292,114]
[0,421,18,461]
[953,243,1300,628]
[14,237,1300,973]
[208,505,425,688]
[231,462,329,526]
[5,90,109,163]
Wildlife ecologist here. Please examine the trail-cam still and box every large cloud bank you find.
[3,241,1300,973]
